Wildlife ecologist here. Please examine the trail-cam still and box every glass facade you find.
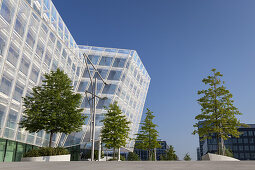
[198,124,255,160]
[0,0,150,158]
[0,138,38,162]
[134,140,168,161]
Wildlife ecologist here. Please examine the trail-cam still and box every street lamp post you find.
[83,53,107,161]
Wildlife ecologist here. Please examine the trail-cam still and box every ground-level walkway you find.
[0,161,255,170]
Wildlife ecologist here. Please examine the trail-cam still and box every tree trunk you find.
[113,147,115,160]
[49,131,53,148]
[216,134,220,155]
[154,148,157,161]
[221,136,225,156]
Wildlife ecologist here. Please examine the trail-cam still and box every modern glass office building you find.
[0,0,150,161]
[197,124,255,160]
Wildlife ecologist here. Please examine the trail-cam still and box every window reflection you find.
[99,56,113,66]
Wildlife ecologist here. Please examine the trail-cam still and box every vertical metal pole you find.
[118,148,120,161]
[91,78,97,161]
[98,137,101,161]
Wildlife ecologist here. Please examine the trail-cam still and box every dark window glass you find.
[19,55,30,75]
[26,30,35,49]
[14,14,27,37]
[0,104,6,129]
[88,55,100,65]
[239,145,243,151]
[113,58,126,68]
[99,56,113,66]
[13,83,24,102]
[94,69,108,79]
[36,41,45,58]
[107,70,122,80]
[7,44,20,67]
[102,84,117,94]
[77,81,88,92]
[0,0,14,24]
[0,75,13,95]
[30,65,39,83]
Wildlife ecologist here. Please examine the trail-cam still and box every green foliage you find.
[83,150,104,160]
[24,147,69,157]
[161,145,178,161]
[108,155,126,161]
[19,69,86,147]
[135,108,161,161]
[127,152,140,161]
[100,101,131,159]
[217,147,233,157]
[224,147,233,157]
[193,68,247,155]
[120,155,126,161]
[183,153,191,161]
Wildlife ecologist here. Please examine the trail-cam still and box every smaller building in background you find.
[197,124,255,160]
[134,139,169,160]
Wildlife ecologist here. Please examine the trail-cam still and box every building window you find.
[244,145,249,151]
[242,131,247,136]
[249,138,254,144]
[99,56,113,66]
[49,32,56,43]
[232,145,237,151]
[14,14,27,38]
[232,138,237,144]
[107,70,122,80]
[82,67,94,78]
[94,69,108,79]
[30,65,39,83]
[19,55,30,76]
[13,82,24,102]
[26,30,35,49]
[113,58,126,68]
[7,44,20,67]
[250,145,255,151]
[102,84,117,94]
[5,109,18,129]
[0,33,6,55]
[238,138,242,143]
[77,81,88,92]
[240,153,244,159]
[0,75,13,96]
[0,104,6,129]
[0,0,15,24]
[44,52,52,67]
[96,98,111,109]
[248,131,253,136]
[239,145,243,151]
[51,59,58,71]
[245,153,250,159]
[36,41,45,59]
[88,55,100,65]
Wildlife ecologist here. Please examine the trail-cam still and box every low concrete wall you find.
[202,153,239,161]
[21,154,70,162]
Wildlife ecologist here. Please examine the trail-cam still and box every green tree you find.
[100,101,131,160]
[20,69,86,147]
[135,108,161,161]
[183,153,191,161]
[163,145,178,160]
[127,152,140,161]
[193,68,247,155]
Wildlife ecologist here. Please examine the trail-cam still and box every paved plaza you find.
[1,161,255,170]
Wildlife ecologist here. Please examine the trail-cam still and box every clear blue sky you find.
[53,0,255,160]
